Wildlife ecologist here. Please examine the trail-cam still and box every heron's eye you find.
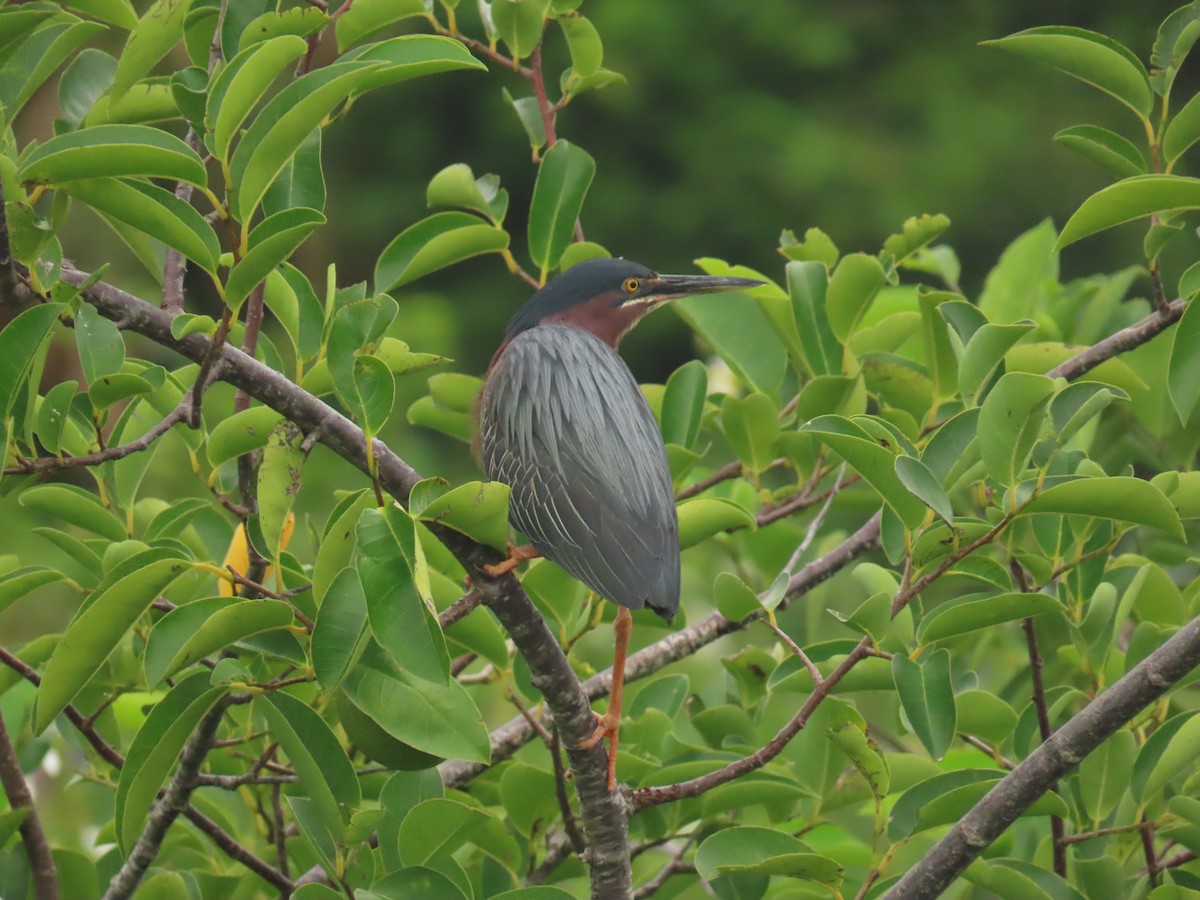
[623,277,640,293]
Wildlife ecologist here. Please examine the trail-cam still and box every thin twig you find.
[6,400,190,475]
[440,587,485,628]
[1060,821,1155,846]
[1013,558,1066,878]
[633,837,696,899]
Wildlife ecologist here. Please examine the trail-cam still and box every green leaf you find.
[1152,2,1200,98]
[527,140,595,276]
[229,61,378,222]
[714,572,762,621]
[369,867,467,900]
[787,260,842,377]
[978,219,1058,324]
[660,360,707,450]
[982,26,1153,118]
[827,720,889,800]
[779,226,839,268]
[801,416,927,529]
[977,372,1056,486]
[0,20,104,127]
[1133,711,1200,802]
[65,0,137,30]
[340,643,490,763]
[335,0,427,52]
[20,124,207,187]
[894,455,953,523]
[113,672,226,854]
[35,554,191,733]
[225,208,325,312]
[357,506,449,685]
[1169,298,1200,425]
[205,35,308,163]
[559,14,602,78]
[674,287,788,394]
[313,490,374,605]
[312,567,368,689]
[695,826,843,886]
[258,690,360,832]
[499,86,545,154]
[893,650,956,759]
[0,303,61,453]
[720,392,779,475]
[58,48,117,129]
[206,406,284,470]
[918,290,960,400]
[1050,382,1126,445]
[257,420,304,567]
[375,211,509,292]
[61,177,220,273]
[958,321,1037,402]
[677,497,755,549]
[398,798,515,873]
[0,567,66,617]
[110,0,190,103]
[346,355,395,436]
[410,479,511,552]
[1057,175,1200,249]
[426,163,508,223]
[825,252,886,340]
[559,240,608,269]
[1054,124,1147,179]
[1079,729,1136,824]
[238,7,328,52]
[19,483,126,542]
[73,303,125,386]
[343,35,487,94]
[143,597,295,686]
[1021,476,1184,538]
[263,127,325,218]
[491,0,546,61]
[879,213,951,271]
[918,591,1061,643]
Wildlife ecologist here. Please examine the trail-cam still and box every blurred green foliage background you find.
[319,2,1171,379]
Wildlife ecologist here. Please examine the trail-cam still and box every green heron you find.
[479,257,763,790]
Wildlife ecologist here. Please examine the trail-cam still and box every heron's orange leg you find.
[579,606,633,791]
[482,540,541,578]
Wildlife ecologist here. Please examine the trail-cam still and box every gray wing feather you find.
[479,325,680,619]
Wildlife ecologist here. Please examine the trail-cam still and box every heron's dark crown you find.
[503,258,656,340]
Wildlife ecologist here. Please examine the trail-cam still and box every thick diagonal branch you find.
[883,612,1200,900]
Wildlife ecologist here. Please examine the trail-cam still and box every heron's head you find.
[502,258,764,348]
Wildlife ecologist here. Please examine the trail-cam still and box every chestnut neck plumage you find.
[489,292,659,369]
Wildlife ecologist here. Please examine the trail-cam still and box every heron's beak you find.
[644,273,766,302]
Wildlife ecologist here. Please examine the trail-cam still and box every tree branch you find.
[102,698,231,900]
[1045,298,1186,382]
[0,712,58,900]
[882,611,1200,900]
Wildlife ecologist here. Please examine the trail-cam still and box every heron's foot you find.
[578,710,621,791]
[482,541,541,578]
